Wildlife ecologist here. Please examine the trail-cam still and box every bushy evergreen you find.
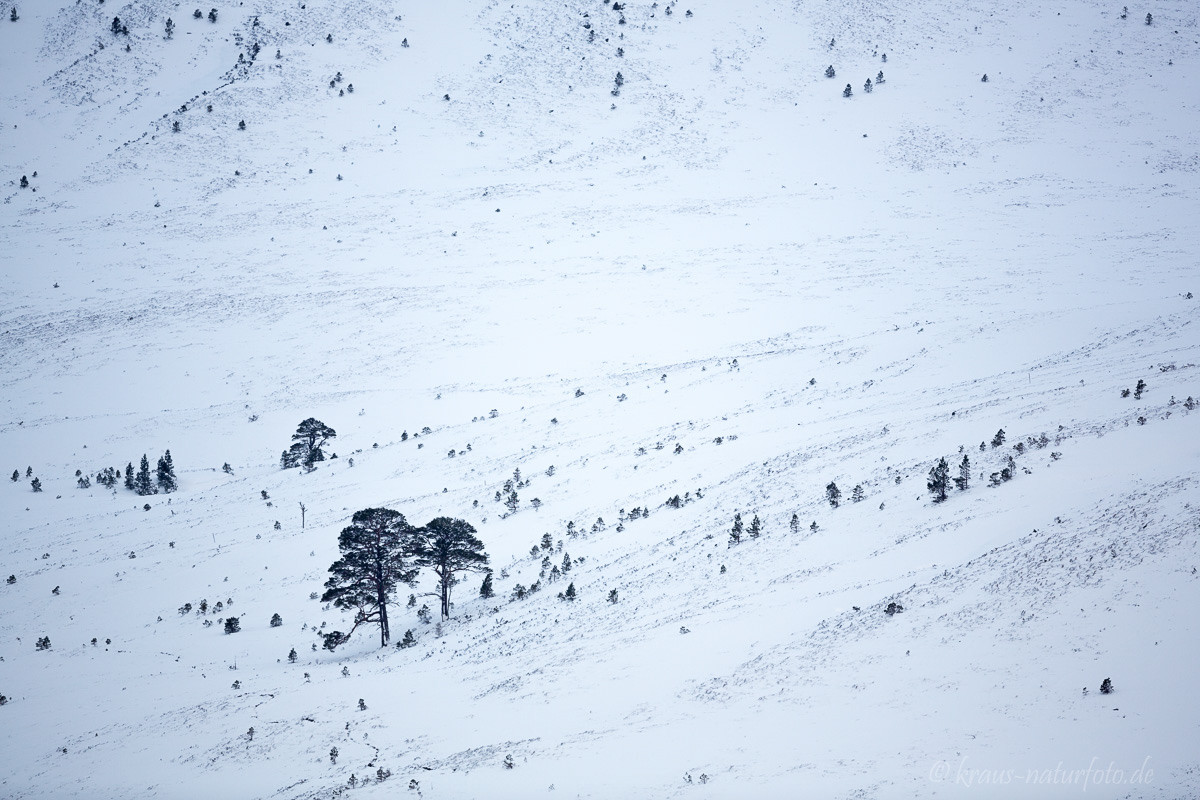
[410,517,490,621]
[156,451,177,493]
[927,458,950,503]
[321,508,418,647]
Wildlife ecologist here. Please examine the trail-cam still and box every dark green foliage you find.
[511,584,527,601]
[927,458,950,503]
[224,617,240,633]
[480,570,494,598]
[193,9,202,19]
[826,482,841,508]
[417,604,431,623]
[561,552,572,572]
[991,429,1006,448]
[748,515,762,539]
[608,588,619,603]
[156,450,177,493]
[843,83,853,97]
[330,747,339,764]
[288,647,298,662]
[124,462,135,490]
[36,636,51,650]
[5,575,14,585]
[270,613,282,627]
[134,455,155,496]
[208,8,217,23]
[321,508,418,647]
[10,470,17,482]
[825,65,835,78]
[1100,677,1114,693]
[851,484,864,502]
[1134,379,1146,399]
[563,582,577,601]
[790,513,800,533]
[286,418,336,470]
[411,517,489,620]
[954,455,970,491]
[397,629,416,648]
[729,513,743,545]
[30,477,41,492]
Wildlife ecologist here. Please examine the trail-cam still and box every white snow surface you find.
[1,0,1199,797]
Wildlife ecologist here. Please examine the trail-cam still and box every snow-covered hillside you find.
[1,0,1198,796]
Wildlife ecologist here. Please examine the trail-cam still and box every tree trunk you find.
[440,569,451,621]
[377,587,389,646]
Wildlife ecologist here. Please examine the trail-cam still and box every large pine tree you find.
[286,418,336,470]
[320,508,417,648]
[411,517,489,621]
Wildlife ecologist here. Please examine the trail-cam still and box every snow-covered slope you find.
[1,0,1198,796]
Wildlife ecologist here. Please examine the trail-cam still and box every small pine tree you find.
[991,429,1006,448]
[124,462,135,490]
[11,469,19,482]
[165,17,174,37]
[19,175,28,189]
[851,484,864,503]
[562,552,572,572]
[608,588,619,603]
[790,513,800,533]
[864,78,873,93]
[480,570,494,598]
[1100,677,1114,693]
[288,647,298,663]
[826,482,841,508]
[1134,379,1146,399]
[398,629,416,648]
[224,617,241,634]
[10,7,17,22]
[748,515,762,539]
[1144,12,1151,24]
[330,747,339,764]
[156,450,177,493]
[843,83,853,97]
[208,8,217,22]
[729,513,743,545]
[134,455,155,496]
[238,120,246,130]
[825,65,835,78]
[954,454,970,491]
[270,613,283,627]
[563,582,576,601]
[927,458,950,503]
[30,477,42,492]
[417,604,432,624]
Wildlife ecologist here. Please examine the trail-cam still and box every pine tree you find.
[10,469,17,482]
[397,629,416,648]
[843,83,853,97]
[410,517,490,621]
[851,484,864,503]
[285,418,336,470]
[134,455,155,496]
[480,570,494,598]
[826,482,841,508]
[927,458,950,503]
[991,429,1006,448]
[320,508,418,648]
[563,582,576,601]
[270,613,283,627]
[156,450,177,493]
[561,552,572,572]
[288,647,298,663]
[124,462,135,490]
[790,513,800,534]
[608,588,619,603]
[729,513,743,545]
[954,455,971,491]
[30,477,42,492]
[748,515,762,538]
[224,617,240,634]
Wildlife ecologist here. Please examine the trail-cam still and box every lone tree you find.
[927,457,950,503]
[284,418,336,469]
[411,517,490,621]
[825,482,841,508]
[320,508,417,648]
